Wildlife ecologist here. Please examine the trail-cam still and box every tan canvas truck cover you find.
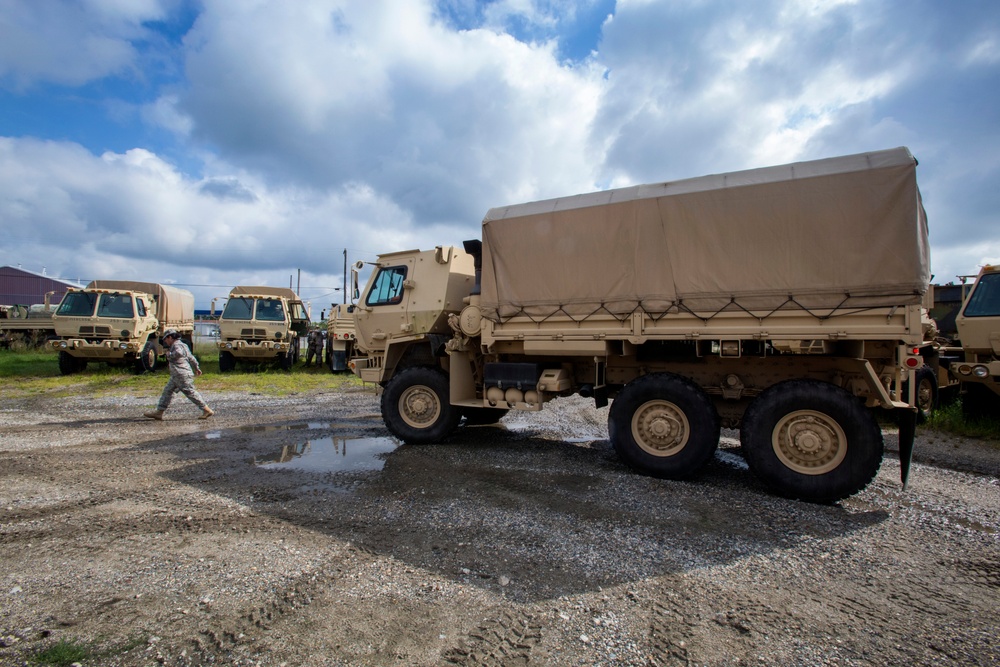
[480,147,930,320]
[86,281,194,327]
[228,286,300,300]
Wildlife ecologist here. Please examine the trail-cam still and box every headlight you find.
[957,364,972,376]
[973,365,990,378]
[119,343,128,350]
[60,341,67,349]
[224,342,233,349]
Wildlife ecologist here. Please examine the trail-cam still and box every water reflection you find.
[253,436,399,473]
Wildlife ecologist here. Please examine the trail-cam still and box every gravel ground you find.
[0,382,998,666]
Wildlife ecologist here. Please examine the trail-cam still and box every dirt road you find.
[1,384,998,666]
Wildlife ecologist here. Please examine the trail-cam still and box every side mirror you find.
[350,262,363,302]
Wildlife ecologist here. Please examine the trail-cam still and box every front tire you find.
[137,340,159,373]
[58,350,81,376]
[741,380,883,503]
[608,373,720,479]
[903,366,937,423]
[382,367,461,444]
[219,350,236,373]
[962,382,997,422]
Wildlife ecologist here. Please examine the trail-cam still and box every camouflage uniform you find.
[306,330,324,367]
[156,337,209,412]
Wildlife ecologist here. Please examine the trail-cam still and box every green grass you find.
[0,346,362,399]
[29,639,92,666]
[925,399,1000,440]
[28,635,150,666]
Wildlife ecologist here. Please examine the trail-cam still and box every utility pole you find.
[343,249,347,304]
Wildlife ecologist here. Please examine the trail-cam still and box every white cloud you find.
[168,0,605,223]
[2,0,1000,304]
[0,0,168,89]
[0,136,432,303]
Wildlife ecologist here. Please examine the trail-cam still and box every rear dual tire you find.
[741,380,883,503]
[608,373,720,480]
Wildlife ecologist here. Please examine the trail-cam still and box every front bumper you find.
[51,338,139,358]
[218,340,290,358]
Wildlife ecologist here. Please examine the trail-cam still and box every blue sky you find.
[1,0,999,311]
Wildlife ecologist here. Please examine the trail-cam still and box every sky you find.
[1,0,999,315]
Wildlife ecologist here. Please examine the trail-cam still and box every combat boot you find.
[143,410,164,420]
[199,407,215,419]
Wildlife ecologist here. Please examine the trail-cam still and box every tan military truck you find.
[326,302,359,372]
[215,286,310,372]
[50,281,195,375]
[0,298,57,349]
[350,147,930,503]
[916,265,1000,420]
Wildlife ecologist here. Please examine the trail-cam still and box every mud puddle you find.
[252,435,399,473]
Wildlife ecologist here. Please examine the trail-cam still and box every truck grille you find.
[241,328,268,339]
[78,326,113,337]
[242,348,280,357]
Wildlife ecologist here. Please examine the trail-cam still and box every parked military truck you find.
[50,281,195,375]
[916,265,1000,420]
[0,299,57,349]
[326,303,359,372]
[215,286,309,371]
[349,147,930,502]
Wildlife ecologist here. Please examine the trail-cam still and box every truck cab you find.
[51,286,170,374]
[350,246,476,383]
[216,287,310,371]
[951,265,1000,417]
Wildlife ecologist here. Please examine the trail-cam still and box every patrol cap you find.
[162,329,180,339]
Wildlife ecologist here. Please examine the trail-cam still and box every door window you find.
[366,266,407,306]
[963,273,1000,317]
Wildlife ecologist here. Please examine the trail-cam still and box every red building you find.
[0,266,79,307]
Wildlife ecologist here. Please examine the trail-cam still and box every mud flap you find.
[897,408,917,490]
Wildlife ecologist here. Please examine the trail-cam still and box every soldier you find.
[305,328,324,367]
[143,329,213,420]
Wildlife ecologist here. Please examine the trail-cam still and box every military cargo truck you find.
[326,303,359,372]
[50,281,195,375]
[349,147,930,502]
[0,299,57,349]
[917,265,1000,420]
[216,286,309,372]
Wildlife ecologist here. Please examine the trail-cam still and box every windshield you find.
[963,273,1000,317]
[97,293,135,318]
[221,297,253,319]
[255,298,285,322]
[57,292,98,317]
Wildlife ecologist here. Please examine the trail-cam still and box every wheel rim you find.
[398,384,441,429]
[771,410,847,475]
[144,348,155,368]
[630,399,689,457]
[917,378,934,414]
